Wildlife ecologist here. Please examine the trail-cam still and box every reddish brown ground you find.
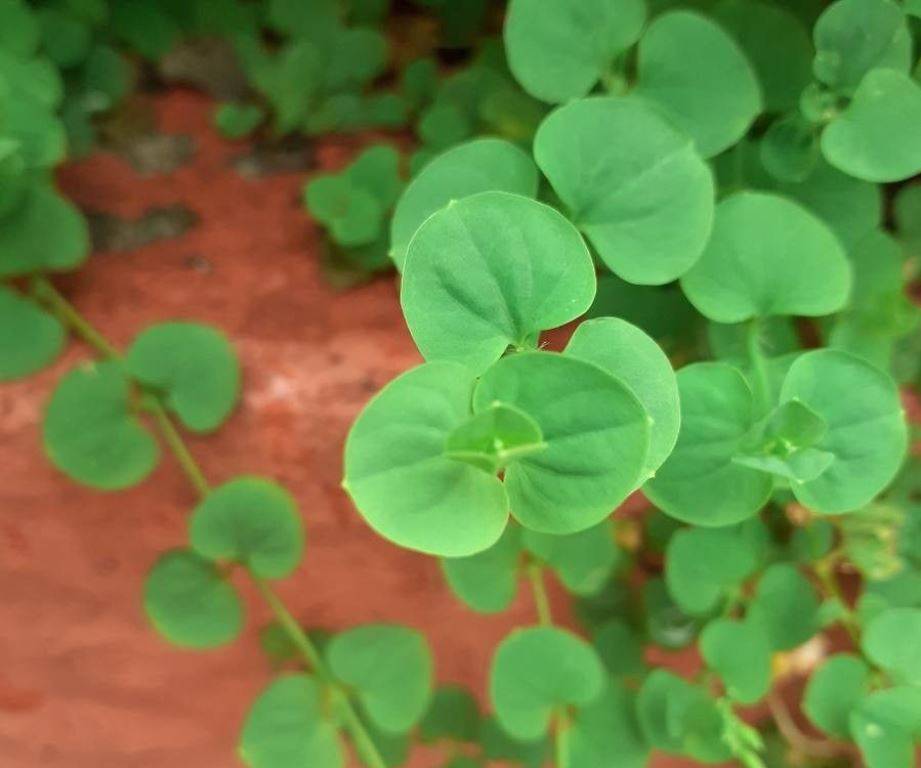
[0,91,700,767]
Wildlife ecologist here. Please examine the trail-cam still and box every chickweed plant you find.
[2,1,921,768]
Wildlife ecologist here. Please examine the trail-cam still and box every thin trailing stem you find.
[747,318,772,416]
[554,709,571,768]
[527,561,552,626]
[766,692,853,761]
[814,551,861,645]
[40,277,388,768]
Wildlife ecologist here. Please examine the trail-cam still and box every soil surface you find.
[0,90,700,767]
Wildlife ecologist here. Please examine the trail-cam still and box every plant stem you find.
[766,692,852,761]
[527,562,552,626]
[554,709,571,768]
[814,554,861,644]
[747,318,771,416]
[38,276,388,768]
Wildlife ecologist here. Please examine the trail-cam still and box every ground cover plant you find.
[2,0,921,767]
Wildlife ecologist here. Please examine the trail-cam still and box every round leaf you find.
[534,97,714,285]
[489,626,605,740]
[240,674,344,768]
[565,317,680,476]
[821,68,921,182]
[126,322,240,433]
[849,687,921,768]
[503,0,646,103]
[190,476,304,579]
[779,349,907,514]
[700,618,771,704]
[401,192,595,375]
[0,286,65,380]
[473,352,649,534]
[523,522,622,597]
[645,363,773,526]
[748,563,820,650]
[143,549,243,649]
[803,654,871,738]
[389,138,538,270]
[43,361,159,490]
[681,192,851,323]
[343,361,509,556]
[327,625,433,734]
[441,526,522,613]
[635,11,762,157]
[862,608,921,685]
[570,683,649,768]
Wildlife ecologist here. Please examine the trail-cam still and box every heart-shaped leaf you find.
[143,549,243,649]
[862,608,921,685]
[401,191,595,375]
[43,361,159,490]
[389,138,538,270]
[570,683,650,768]
[0,286,65,380]
[523,522,622,597]
[189,476,304,579]
[326,625,433,734]
[803,654,872,738]
[849,687,921,768]
[700,618,772,703]
[441,526,522,613]
[489,626,605,740]
[445,402,545,474]
[126,322,240,433]
[681,191,851,323]
[748,563,820,650]
[534,97,714,285]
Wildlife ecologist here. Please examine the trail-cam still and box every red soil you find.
[0,90,698,767]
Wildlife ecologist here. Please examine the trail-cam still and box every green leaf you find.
[803,654,871,738]
[635,11,762,158]
[420,685,480,743]
[821,68,921,182]
[239,674,343,768]
[307,177,384,248]
[565,317,680,476]
[0,183,89,277]
[748,563,820,650]
[0,0,40,57]
[523,522,622,597]
[681,192,851,323]
[345,145,403,210]
[534,97,714,285]
[700,618,771,704]
[445,402,545,474]
[503,0,646,103]
[570,682,650,768]
[126,322,240,433]
[592,619,645,679]
[43,361,159,490]
[665,525,758,615]
[441,525,521,613]
[862,608,921,685]
[637,669,732,763]
[644,577,700,650]
[813,0,912,96]
[343,361,508,557]
[214,102,265,139]
[143,549,243,649]
[489,626,605,740]
[38,7,91,68]
[474,352,649,534]
[389,138,538,270]
[326,625,433,734]
[712,0,813,112]
[779,349,907,514]
[189,477,304,579]
[401,192,595,374]
[849,687,921,768]
[109,0,179,60]
[0,286,65,380]
[759,113,820,183]
[478,716,549,768]
[646,363,773,526]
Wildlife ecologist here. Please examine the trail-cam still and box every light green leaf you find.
[401,191,595,375]
[759,113,820,183]
[635,11,762,157]
[779,349,907,514]
[389,138,538,270]
[681,192,851,323]
[445,402,545,474]
[489,626,605,740]
[214,102,265,139]
[474,352,649,534]
[862,608,921,685]
[503,0,646,103]
[126,322,240,433]
[327,625,433,734]
[189,477,304,579]
[43,361,159,490]
[813,0,912,96]
[645,363,773,526]
[700,618,771,703]
[570,683,650,768]
[748,563,820,650]
[143,549,243,649]
[534,97,714,285]
[803,654,871,738]
[441,526,521,613]
[0,286,65,380]
[849,687,921,768]
[821,68,921,182]
[239,675,343,768]
[565,317,680,476]
[523,522,622,597]
[345,145,403,210]
[343,361,509,557]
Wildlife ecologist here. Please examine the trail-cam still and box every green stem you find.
[32,276,122,360]
[747,318,771,416]
[37,275,388,768]
[554,709,570,768]
[528,562,552,626]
